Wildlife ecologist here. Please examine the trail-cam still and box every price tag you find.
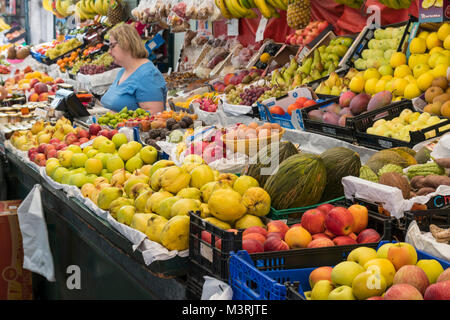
[34,107,48,119]
[297,46,310,61]
[255,17,268,43]
[227,19,239,37]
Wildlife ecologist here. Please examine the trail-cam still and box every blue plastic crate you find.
[145,33,165,55]
[228,240,450,300]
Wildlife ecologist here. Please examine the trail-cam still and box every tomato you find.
[287,103,300,116]
[303,100,317,108]
[270,106,285,115]
[295,97,308,108]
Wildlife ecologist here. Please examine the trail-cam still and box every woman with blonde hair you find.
[101,24,167,115]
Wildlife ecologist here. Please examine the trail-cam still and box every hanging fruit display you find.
[215,0,288,19]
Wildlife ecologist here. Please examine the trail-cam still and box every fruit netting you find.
[213,0,419,46]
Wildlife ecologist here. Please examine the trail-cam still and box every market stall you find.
[0,0,449,302]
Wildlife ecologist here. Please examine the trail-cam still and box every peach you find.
[301,209,326,234]
[242,226,268,238]
[266,220,289,238]
[356,228,381,244]
[333,236,357,246]
[284,226,312,249]
[28,93,39,102]
[348,232,357,241]
[437,268,450,283]
[201,231,212,244]
[348,204,368,234]
[243,233,266,246]
[263,236,289,252]
[312,233,331,240]
[424,281,450,300]
[242,238,264,253]
[38,92,49,101]
[309,266,333,289]
[325,207,354,236]
[393,265,429,295]
[266,232,283,240]
[383,283,423,300]
[307,238,335,248]
[316,203,335,216]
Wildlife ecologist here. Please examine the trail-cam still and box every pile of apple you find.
[304,242,450,300]
[27,123,118,167]
[285,21,330,47]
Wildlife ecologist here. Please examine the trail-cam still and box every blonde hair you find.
[108,24,148,59]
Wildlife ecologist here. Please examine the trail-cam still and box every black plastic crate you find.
[404,207,450,234]
[353,100,450,150]
[189,211,244,282]
[300,96,355,143]
[344,15,417,70]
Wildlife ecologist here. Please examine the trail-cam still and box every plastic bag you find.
[201,276,233,300]
[405,221,450,262]
[17,184,56,282]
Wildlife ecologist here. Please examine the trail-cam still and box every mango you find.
[350,93,371,115]
[367,91,393,112]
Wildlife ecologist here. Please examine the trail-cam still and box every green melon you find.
[263,153,327,210]
[319,147,362,202]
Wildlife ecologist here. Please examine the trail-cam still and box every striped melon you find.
[263,153,327,210]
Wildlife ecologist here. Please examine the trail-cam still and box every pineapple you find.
[107,0,125,25]
[287,0,311,30]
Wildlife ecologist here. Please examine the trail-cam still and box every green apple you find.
[86,149,98,158]
[69,173,88,188]
[71,153,88,168]
[352,270,387,300]
[377,242,395,259]
[125,155,143,173]
[92,136,109,149]
[413,63,430,78]
[311,280,334,300]
[66,145,82,154]
[98,140,116,154]
[140,145,158,164]
[118,143,138,161]
[347,247,378,267]
[416,259,444,284]
[106,154,124,173]
[327,285,356,300]
[112,133,128,149]
[58,150,73,168]
[128,141,143,153]
[51,166,69,183]
[85,173,98,184]
[378,64,393,76]
[331,261,365,287]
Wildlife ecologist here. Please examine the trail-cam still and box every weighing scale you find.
[50,88,90,121]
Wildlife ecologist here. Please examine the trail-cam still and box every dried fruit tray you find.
[343,15,417,70]
[353,100,450,150]
[229,240,449,300]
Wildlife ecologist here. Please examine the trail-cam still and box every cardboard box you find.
[0,200,33,300]
[418,0,450,23]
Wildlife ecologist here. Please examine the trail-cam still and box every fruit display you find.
[354,25,407,70]
[332,0,364,9]
[421,79,450,117]
[285,21,330,46]
[44,38,83,61]
[73,0,112,20]
[365,109,450,142]
[56,49,81,73]
[97,107,151,129]
[254,42,282,70]
[213,69,264,93]
[302,242,449,300]
[307,90,394,127]
[225,84,288,106]
[79,52,119,75]
[269,96,316,117]
[43,0,76,18]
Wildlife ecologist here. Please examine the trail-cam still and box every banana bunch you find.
[75,0,109,20]
[0,18,10,32]
[377,0,412,9]
[332,0,364,9]
[215,0,287,19]
[43,0,75,18]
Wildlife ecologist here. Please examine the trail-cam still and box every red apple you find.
[348,232,357,241]
[33,153,47,166]
[37,144,47,154]
[29,78,39,89]
[56,142,67,150]
[89,124,102,136]
[384,284,423,300]
[424,281,450,300]
[201,231,212,245]
[46,148,58,159]
[348,204,368,234]
[77,129,89,139]
[38,92,49,101]
[64,132,78,145]
[27,147,38,158]
[54,77,64,84]
[437,268,450,283]
[34,82,48,95]
[356,228,381,244]
[263,236,289,252]
[332,236,357,246]
[266,220,289,239]
[324,207,354,236]
[49,138,60,145]
[78,137,89,144]
[44,144,56,157]
[393,265,429,295]
[242,238,264,253]
[98,129,110,138]
[243,233,266,246]
[307,238,335,248]
[316,203,335,216]
[242,226,268,238]
[312,233,331,240]
[300,209,326,234]
[309,266,333,289]
[107,129,118,140]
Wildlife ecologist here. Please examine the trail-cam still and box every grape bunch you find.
[226,87,244,105]
[240,85,271,106]
[257,85,288,103]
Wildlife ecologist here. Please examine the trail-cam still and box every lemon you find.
[445,35,450,50]
[393,78,409,96]
[426,32,443,51]
[437,22,450,41]
[390,52,407,68]
[394,65,412,78]
[364,78,378,95]
[418,31,429,40]
[349,76,365,93]
[409,38,427,54]
[260,53,271,64]
[363,68,381,80]
[404,83,422,99]
[417,72,434,91]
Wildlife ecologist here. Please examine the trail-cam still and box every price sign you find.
[255,17,268,43]
[227,19,239,37]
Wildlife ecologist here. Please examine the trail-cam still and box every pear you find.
[124,176,149,197]
[130,213,155,234]
[145,215,169,244]
[97,187,123,210]
[159,166,191,194]
[146,191,173,214]
[129,182,150,199]
[108,197,133,218]
[176,187,202,201]
[117,205,136,226]
[157,196,181,219]
[134,189,154,212]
